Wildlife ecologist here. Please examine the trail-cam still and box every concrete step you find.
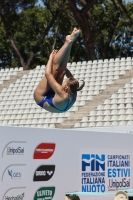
[0,70,30,92]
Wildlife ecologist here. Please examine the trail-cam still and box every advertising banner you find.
[80,149,131,193]
[0,125,133,200]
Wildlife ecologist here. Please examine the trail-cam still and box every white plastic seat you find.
[127,121,133,125]
[94,90,99,95]
[127,57,132,60]
[103,68,108,72]
[119,121,126,125]
[103,104,110,110]
[49,124,55,128]
[74,122,81,128]
[114,75,119,80]
[71,106,78,112]
[126,61,132,65]
[110,94,118,99]
[103,59,108,63]
[111,104,117,109]
[109,58,115,63]
[103,99,110,104]
[103,115,110,121]
[91,68,97,73]
[96,116,102,121]
[111,109,118,115]
[118,98,124,104]
[89,110,96,116]
[108,71,113,76]
[86,96,93,101]
[100,85,106,90]
[88,122,95,127]
[36,65,41,69]
[96,122,103,126]
[114,70,120,76]
[112,121,118,126]
[103,110,110,115]
[96,110,103,116]
[125,98,132,103]
[14,119,20,125]
[79,101,85,106]
[95,81,101,86]
[107,80,113,85]
[82,61,87,65]
[118,109,125,115]
[118,115,126,121]
[102,76,108,81]
[117,104,125,110]
[120,70,126,75]
[110,99,117,104]
[117,93,124,98]
[126,65,132,70]
[104,121,110,126]
[126,103,132,109]
[126,114,133,121]
[111,115,118,121]
[18,67,23,71]
[81,122,88,127]
[102,72,108,76]
[2,120,9,125]
[89,116,96,122]
[82,117,89,122]
[96,105,103,110]
[57,118,64,123]
[124,83,131,88]
[118,88,124,93]
[96,72,102,77]
[126,109,133,114]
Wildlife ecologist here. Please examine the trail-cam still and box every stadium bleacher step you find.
[0,70,30,92]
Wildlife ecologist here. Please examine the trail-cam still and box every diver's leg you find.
[53,28,80,84]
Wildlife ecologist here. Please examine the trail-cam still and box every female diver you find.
[34,28,85,113]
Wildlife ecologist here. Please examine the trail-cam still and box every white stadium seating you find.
[0,57,133,128]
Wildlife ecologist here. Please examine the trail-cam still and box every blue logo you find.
[8,169,21,179]
[8,170,13,178]
[82,154,105,171]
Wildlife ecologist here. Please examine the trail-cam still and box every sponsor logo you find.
[107,154,131,191]
[81,154,106,192]
[5,193,25,200]
[2,164,26,181]
[8,169,22,180]
[33,165,55,181]
[34,187,55,200]
[108,178,130,190]
[6,147,24,155]
[82,154,105,171]
[33,143,55,159]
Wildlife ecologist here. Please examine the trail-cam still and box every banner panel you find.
[0,125,133,200]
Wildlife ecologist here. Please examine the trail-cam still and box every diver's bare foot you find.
[66,27,80,43]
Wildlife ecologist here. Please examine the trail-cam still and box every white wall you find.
[0,125,133,200]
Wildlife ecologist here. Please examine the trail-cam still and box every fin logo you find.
[82,154,105,171]
[33,143,55,159]
[33,165,55,181]
[34,187,55,200]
